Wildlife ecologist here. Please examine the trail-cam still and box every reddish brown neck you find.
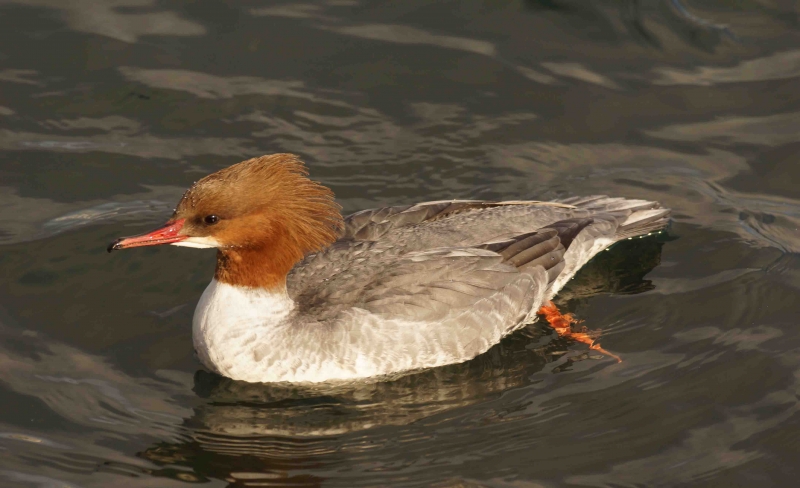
[215,245,301,290]
[214,224,307,290]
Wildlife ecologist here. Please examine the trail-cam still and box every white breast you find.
[192,280,296,380]
[192,282,418,382]
[193,280,390,383]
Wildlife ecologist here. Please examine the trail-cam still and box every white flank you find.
[191,276,534,383]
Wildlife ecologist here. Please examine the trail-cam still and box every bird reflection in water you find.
[136,235,668,486]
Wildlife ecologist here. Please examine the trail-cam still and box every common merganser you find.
[108,154,670,383]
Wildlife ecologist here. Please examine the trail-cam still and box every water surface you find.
[1,1,799,486]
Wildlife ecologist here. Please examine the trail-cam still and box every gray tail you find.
[542,195,671,298]
[558,195,671,242]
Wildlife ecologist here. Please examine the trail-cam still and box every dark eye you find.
[203,215,219,225]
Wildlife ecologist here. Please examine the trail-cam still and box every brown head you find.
[108,154,343,289]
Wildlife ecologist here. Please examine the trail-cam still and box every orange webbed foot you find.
[537,301,622,363]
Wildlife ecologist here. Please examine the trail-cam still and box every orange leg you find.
[537,301,622,363]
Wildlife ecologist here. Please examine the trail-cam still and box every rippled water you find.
[1,1,799,486]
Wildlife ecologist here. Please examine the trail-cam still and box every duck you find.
[108,154,670,383]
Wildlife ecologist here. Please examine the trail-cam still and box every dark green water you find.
[1,1,799,486]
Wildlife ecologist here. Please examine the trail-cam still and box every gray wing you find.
[290,196,670,318]
[356,248,541,322]
[340,199,576,242]
[284,241,559,373]
[289,241,527,321]
[285,227,574,370]
[288,228,568,323]
[286,244,553,366]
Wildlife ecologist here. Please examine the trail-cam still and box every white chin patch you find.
[171,237,220,249]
